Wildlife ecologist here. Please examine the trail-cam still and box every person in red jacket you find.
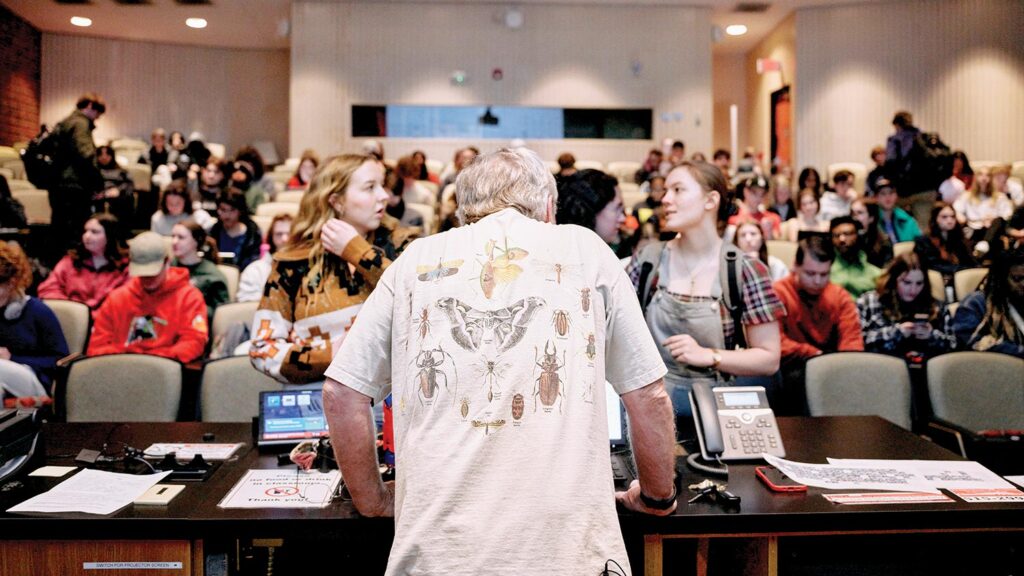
[38,213,130,310]
[87,231,208,363]
[772,235,863,415]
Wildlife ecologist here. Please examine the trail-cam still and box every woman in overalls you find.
[630,161,785,440]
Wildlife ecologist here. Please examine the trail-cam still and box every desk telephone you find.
[689,383,785,461]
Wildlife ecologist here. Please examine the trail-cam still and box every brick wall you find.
[0,5,41,147]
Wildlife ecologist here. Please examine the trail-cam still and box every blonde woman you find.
[953,165,1013,234]
[250,154,418,384]
[780,188,828,242]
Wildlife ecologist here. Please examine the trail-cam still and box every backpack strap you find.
[635,240,666,314]
[719,243,747,349]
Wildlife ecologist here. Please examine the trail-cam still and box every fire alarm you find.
[492,68,504,81]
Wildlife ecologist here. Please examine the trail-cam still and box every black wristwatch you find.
[640,486,677,510]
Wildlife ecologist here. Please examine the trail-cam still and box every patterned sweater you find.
[249,215,418,384]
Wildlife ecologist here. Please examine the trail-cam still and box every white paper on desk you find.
[827,458,1013,490]
[764,454,938,493]
[1005,476,1024,489]
[218,469,341,509]
[7,469,171,515]
[142,443,243,460]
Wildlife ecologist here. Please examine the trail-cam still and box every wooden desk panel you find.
[0,540,194,576]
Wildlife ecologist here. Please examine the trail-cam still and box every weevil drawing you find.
[583,332,597,362]
[534,341,566,413]
[511,393,525,421]
[580,287,591,313]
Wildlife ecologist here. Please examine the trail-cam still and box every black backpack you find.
[907,132,952,193]
[21,125,64,191]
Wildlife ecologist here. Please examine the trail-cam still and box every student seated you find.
[38,213,130,310]
[874,177,922,244]
[151,179,214,236]
[87,231,209,363]
[773,236,864,414]
[829,216,881,298]
[0,243,68,399]
[952,247,1024,359]
[237,213,293,303]
[210,188,262,270]
[171,220,229,319]
[856,252,955,360]
[818,169,858,223]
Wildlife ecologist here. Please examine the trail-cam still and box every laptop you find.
[606,383,636,487]
[256,389,330,450]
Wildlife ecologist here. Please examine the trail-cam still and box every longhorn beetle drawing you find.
[534,341,565,413]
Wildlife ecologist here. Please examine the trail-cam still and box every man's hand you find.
[321,218,360,257]
[616,479,676,516]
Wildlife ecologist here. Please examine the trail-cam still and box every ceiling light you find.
[185,18,208,29]
[725,24,748,36]
[70,16,92,27]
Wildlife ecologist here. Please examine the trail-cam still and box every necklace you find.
[670,245,716,295]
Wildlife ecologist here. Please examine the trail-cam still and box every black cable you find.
[685,452,729,477]
[600,558,627,575]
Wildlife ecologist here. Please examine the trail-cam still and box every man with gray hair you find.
[324,148,676,574]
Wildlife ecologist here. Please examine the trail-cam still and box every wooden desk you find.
[1,418,1022,576]
[625,416,1024,576]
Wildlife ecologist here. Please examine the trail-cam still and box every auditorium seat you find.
[42,299,91,357]
[201,356,283,422]
[826,162,868,195]
[405,202,436,235]
[619,182,644,210]
[953,268,987,301]
[767,240,798,268]
[892,241,914,259]
[928,269,946,302]
[805,352,912,430]
[607,161,641,184]
[206,143,226,159]
[255,202,300,218]
[65,354,182,422]
[216,264,240,302]
[575,160,605,172]
[425,158,444,176]
[275,190,304,204]
[12,189,50,225]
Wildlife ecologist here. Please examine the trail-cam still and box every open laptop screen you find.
[257,389,329,447]
[606,382,627,449]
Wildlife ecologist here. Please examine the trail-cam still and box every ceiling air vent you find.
[734,3,771,13]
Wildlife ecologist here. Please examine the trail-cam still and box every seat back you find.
[575,160,605,172]
[766,240,799,268]
[41,299,91,356]
[606,161,641,184]
[927,352,1024,432]
[405,202,436,235]
[892,241,914,259]
[619,182,644,211]
[201,356,284,422]
[928,269,946,302]
[126,163,152,192]
[826,162,868,195]
[255,202,300,218]
[12,189,50,224]
[66,354,182,422]
[805,352,912,430]
[954,268,988,301]
[211,301,259,346]
[275,190,304,204]
[216,264,240,302]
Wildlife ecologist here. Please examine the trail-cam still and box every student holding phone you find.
[855,252,955,360]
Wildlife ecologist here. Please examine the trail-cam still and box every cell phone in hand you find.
[755,466,807,492]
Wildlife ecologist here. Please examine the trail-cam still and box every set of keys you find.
[687,479,741,507]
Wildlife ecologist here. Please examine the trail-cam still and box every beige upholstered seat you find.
[927,352,1024,434]
[255,202,300,218]
[805,352,912,430]
[66,354,182,422]
[216,264,241,302]
[953,268,987,301]
[201,356,284,422]
[41,299,91,356]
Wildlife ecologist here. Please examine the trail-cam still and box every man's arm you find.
[323,377,393,517]
[615,379,677,516]
[86,297,121,356]
[836,293,865,351]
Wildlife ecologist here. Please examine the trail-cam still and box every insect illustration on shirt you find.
[534,340,565,413]
[511,393,525,422]
[436,297,546,353]
[411,345,457,407]
[417,258,464,282]
[413,307,432,340]
[580,288,591,313]
[583,332,597,362]
[460,397,470,420]
[475,357,512,402]
[471,418,506,435]
[478,238,529,299]
[534,259,581,285]
[551,309,572,338]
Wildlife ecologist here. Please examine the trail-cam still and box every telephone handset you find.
[689,383,785,461]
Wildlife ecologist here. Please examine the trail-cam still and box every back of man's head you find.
[456,148,557,226]
[892,111,913,129]
[795,235,835,267]
[76,92,106,115]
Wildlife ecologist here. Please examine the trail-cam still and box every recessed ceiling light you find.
[725,24,748,36]
[70,16,92,27]
[185,17,208,29]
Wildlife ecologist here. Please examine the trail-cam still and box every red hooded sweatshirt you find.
[87,267,208,363]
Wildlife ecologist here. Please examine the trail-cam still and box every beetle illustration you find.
[413,307,432,340]
[551,309,572,338]
[410,345,457,406]
[511,393,525,421]
[534,341,566,412]
[583,332,597,361]
[580,288,591,313]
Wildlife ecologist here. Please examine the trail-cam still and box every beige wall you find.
[712,53,748,160]
[40,34,289,158]
[796,0,1024,173]
[746,13,796,172]
[290,1,712,164]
